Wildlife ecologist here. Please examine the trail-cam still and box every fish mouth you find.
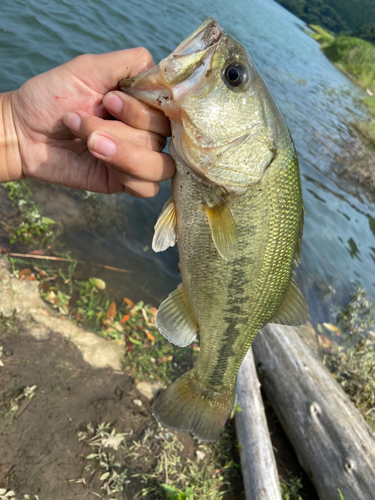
[119,17,223,118]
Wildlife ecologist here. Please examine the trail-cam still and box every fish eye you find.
[223,62,248,88]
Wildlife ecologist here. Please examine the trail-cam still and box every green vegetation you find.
[307,26,375,147]
[280,472,304,500]
[322,36,375,92]
[323,287,375,430]
[275,0,375,45]
[3,182,61,247]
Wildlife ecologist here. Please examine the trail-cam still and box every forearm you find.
[0,92,22,183]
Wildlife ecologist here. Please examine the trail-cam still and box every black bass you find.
[120,18,308,441]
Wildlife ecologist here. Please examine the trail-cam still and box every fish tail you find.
[152,369,234,441]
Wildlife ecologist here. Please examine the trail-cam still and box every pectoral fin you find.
[152,198,177,252]
[156,284,198,347]
[204,200,238,261]
[269,279,309,326]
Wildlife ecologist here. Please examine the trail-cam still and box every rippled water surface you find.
[1,0,375,320]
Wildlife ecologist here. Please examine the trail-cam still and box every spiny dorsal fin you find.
[155,284,198,347]
[269,279,309,326]
[152,198,177,252]
[204,199,238,261]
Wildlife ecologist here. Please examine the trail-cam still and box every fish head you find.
[120,18,286,189]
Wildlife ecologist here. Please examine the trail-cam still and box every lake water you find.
[1,0,375,323]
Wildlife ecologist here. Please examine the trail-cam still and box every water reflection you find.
[1,0,375,322]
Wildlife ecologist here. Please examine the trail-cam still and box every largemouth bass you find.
[120,18,308,441]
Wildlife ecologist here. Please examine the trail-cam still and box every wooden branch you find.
[235,347,282,500]
[4,252,131,273]
[252,324,375,500]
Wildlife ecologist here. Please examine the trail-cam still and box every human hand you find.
[0,48,174,197]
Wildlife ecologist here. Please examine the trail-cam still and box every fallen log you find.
[252,324,375,500]
[235,347,282,500]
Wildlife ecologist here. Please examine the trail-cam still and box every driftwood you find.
[252,324,375,500]
[235,347,282,500]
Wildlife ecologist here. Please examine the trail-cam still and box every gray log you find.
[252,324,375,500]
[235,347,282,500]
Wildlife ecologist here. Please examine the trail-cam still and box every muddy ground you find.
[0,255,319,500]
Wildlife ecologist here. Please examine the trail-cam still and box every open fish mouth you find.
[119,18,223,116]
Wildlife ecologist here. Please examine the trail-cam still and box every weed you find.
[75,419,243,500]
[280,472,304,500]
[2,182,62,247]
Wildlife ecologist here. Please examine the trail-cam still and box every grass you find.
[73,420,243,499]
[322,36,375,93]
[308,25,335,48]
[308,26,375,146]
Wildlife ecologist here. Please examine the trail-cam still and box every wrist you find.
[0,92,23,183]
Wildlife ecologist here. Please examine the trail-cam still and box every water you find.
[1,0,375,321]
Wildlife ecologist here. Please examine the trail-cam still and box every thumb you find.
[67,48,155,93]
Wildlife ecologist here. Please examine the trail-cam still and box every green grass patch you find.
[308,25,335,48]
[3,182,62,247]
[322,36,375,93]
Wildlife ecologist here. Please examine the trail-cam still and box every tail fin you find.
[152,370,234,441]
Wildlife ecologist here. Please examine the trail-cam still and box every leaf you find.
[128,337,142,346]
[150,306,158,317]
[318,334,334,351]
[18,268,32,277]
[323,322,341,336]
[91,278,106,290]
[29,250,45,255]
[121,314,130,323]
[99,472,110,481]
[145,330,155,345]
[106,301,117,321]
[124,297,134,307]
[161,484,186,500]
[337,489,346,500]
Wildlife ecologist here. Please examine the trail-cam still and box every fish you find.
[119,17,308,441]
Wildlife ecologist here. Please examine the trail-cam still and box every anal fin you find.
[269,279,309,326]
[152,198,177,252]
[156,284,198,347]
[204,199,238,261]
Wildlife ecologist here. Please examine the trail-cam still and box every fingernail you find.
[88,133,117,158]
[63,112,81,134]
[104,93,123,115]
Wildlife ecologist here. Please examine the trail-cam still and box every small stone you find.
[136,381,165,400]
[195,450,206,461]
[133,399,142,407]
